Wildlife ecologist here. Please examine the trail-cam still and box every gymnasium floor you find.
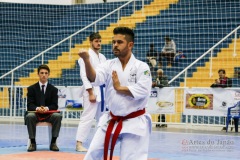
[0,121,239,160]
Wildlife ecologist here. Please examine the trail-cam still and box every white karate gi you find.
[84,54,152,160]
[76,48,107,143]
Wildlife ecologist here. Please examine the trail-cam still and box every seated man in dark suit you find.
[25,64,62,152]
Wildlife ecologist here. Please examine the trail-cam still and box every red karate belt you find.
[104,108,145,160]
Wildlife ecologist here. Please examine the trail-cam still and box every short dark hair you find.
[89,32,101,41]
[38,64,50,74]
[113,27,134,42]
[150,43,154,47]
[218,69,226,74]
[165,36,171,41]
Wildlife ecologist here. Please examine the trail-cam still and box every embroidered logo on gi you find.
[128,73,136,83]
[144,70,150,76]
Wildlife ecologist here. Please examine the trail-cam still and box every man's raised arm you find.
[78,49,96,82]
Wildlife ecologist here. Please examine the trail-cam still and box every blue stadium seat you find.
[1,0,239,87]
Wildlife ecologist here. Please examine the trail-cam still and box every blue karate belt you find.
[100,84,108,112]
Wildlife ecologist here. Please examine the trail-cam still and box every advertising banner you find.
[58,86,83,111]
[184,88,240,116]
[147,88,175,114]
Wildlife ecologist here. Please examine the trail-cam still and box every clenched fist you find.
[78,49,90,60]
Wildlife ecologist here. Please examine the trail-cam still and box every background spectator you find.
[210,69,232,131]
[161,36,176,67]
[152,69,169,128]
[146,43,158,68]
[152,69,169,88]
[210,69,232,88]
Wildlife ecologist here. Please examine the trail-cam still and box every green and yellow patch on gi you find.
[144,70,150,76]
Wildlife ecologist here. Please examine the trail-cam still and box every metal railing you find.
[0,85,234,128]
[0,0,145,82]
[0,0,146,111]
[169,25,240,86]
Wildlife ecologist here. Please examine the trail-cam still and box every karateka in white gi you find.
[79,27,152,160]
[76,32,107,152]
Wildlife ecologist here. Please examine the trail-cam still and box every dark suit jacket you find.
[210,77,232,88]
[27,82,58,111]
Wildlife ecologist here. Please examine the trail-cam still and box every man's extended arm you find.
[78,49,96,82]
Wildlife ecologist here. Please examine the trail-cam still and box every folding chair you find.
[226,101,240,132]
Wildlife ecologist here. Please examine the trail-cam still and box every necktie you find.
[40,85,45,106]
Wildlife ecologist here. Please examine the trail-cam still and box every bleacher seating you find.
[133,0,240,86]
[0,0,239,87]
[0,0,153,86]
